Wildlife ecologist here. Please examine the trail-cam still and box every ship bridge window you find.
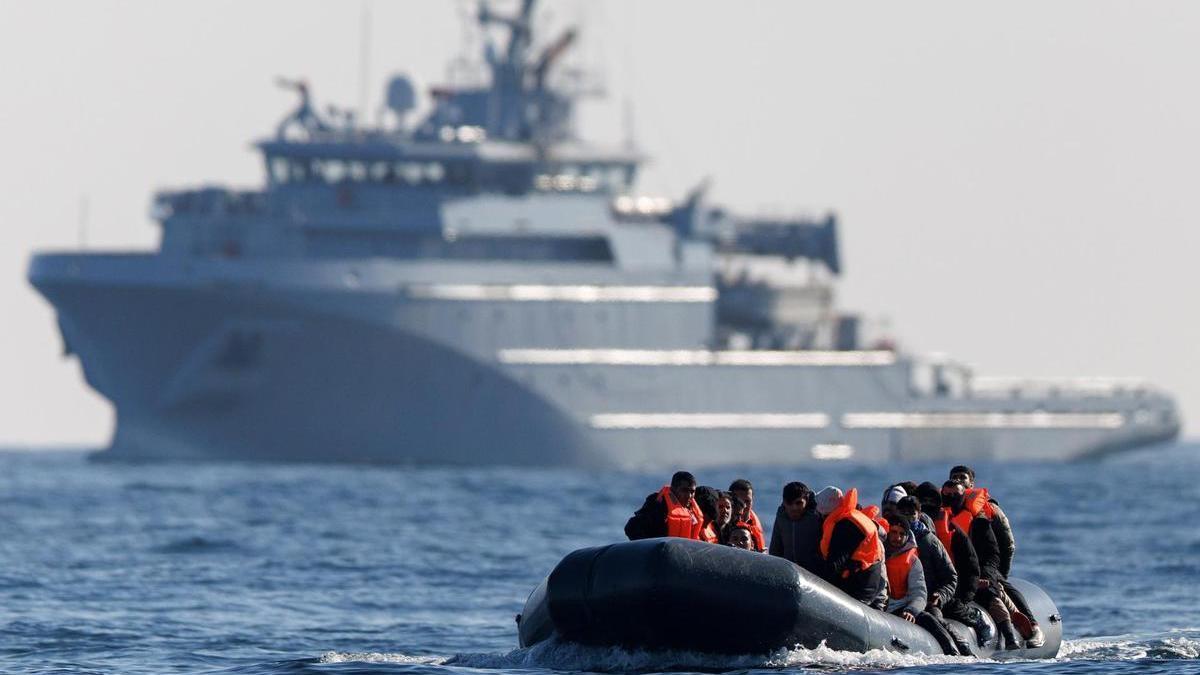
[267,157,310,184]
[270,157,290,184]
[532,164,622,193]
[387,162,446,185]
[278,158,454,188]
[318,159,347,183]
[289,160,310,183]
[370,161,392,182]
[396,162,424,184]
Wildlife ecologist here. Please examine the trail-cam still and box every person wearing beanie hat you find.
[883,485,907,504]
[817,486,887,610]
[881,485,908,517]
[814,486,843,516]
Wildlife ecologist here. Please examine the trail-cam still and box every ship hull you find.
[30,254,1181,466]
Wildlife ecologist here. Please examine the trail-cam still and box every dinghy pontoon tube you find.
[518,539,1061,658]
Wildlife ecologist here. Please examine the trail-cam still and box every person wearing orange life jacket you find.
[949,466,1015,576]
[895,497,957,611]
[815,486,887,609]
[942,480,1022,651]
[875,484,910,528]
[723,492,748,543]
[623,471,704,541]
[883,515,927,620]
[895,499,978,656]
[883,514,966,656]
[949,465,1044,649]
[916,482,994,647]
[729,479,766,552]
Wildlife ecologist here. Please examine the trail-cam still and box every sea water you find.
[0,444,1196,674]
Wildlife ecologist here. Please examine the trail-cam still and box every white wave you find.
[1058,631,1200,662]
[319,651,447,665]
[446,637,979,672]
[767,642,981,669]
[319,630,1200,672]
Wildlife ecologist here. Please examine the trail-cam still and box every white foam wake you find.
[1059,630,1200,662]
[319,629,1200,672]
[324,637,979,672]
[319,651,446,665]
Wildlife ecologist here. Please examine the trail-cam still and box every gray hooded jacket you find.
[884,530,927,615]
[910,517,957,606]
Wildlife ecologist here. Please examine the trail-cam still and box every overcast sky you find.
[1,1,1197,446]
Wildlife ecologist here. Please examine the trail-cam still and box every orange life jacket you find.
[700,521,719,543]
[744,509,766,551]
[965,487,996,519]
[819,488,883,577]
[946,487,990,537]
[934,510,956,565]
[886,547,919,600]
[658,486,703,539]
[861,504,889,533]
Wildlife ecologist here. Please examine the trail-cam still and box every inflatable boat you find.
[518,538,1061,658]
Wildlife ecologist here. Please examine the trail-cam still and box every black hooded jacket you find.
[823,518,871,581]
[624,492,667,540]
[822,517,888,611]
[959,510,1002,581]
[988,499,1016,577]
[768,504,823,573]
[944,518,980,603]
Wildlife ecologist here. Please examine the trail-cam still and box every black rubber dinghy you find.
[518,538,1061,658]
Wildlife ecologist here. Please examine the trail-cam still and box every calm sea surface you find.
[1,444,1197,675]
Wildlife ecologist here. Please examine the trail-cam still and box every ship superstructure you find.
[28,1,1179,465]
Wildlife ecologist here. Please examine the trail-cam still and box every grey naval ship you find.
[28,1,1180,466]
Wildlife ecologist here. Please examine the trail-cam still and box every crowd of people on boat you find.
[623,466,1045,656]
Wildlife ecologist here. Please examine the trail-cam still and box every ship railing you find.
[969,376,1155,399]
